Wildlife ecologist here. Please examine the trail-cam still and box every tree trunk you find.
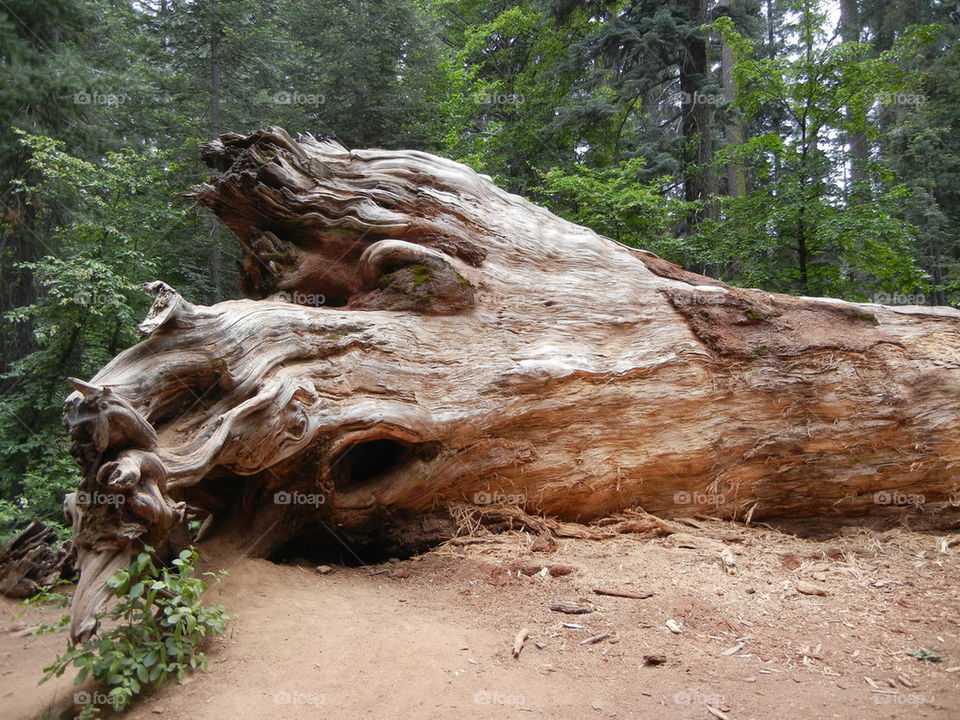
[840,0,870,198]
[680,0,716,226]
[720,21,746,198]
[62,127,960,642]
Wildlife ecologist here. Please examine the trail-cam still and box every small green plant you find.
[41,547,230,712]
[905,648,945,663]
[19,579,72,637]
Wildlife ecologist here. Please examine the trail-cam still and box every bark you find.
[0,520,71,598]
[62,127,960,642]
[680,0,716,225]
[840,0,870,197]
[720,18,745,198]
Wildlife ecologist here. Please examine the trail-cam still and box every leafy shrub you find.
[41,547,230,712]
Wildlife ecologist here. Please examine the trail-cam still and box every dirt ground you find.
[2,517,959,720]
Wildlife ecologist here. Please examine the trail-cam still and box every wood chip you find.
[706,705,730,720]
[517,562,543,575]
[666,619,683,634]
[518,562,544,576]
[720,546,737,573]
[530,534,557,553]
[550,601,593,614]
[593,587,654,600]
[512,628,529,658]
[665,533,723,551]
[447,536,493,546]
[897,674,915,688]
[721,642,745,656]
[794,580,828,596]
[580,633,611,646]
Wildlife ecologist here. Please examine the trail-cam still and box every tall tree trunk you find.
[680,0,716,228]
[840,0,870,200]
[62,128,960,643]
[720,15,746,198]
[766,0,782,183]
[208,0,221,136]
[207,0,223,301]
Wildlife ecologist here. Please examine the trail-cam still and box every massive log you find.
[62,127,960,642]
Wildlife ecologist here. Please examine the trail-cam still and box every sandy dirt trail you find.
[2,521,959,719]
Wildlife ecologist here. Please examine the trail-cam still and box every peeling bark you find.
[62,127,960,642]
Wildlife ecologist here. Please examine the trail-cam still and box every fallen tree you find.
[0,520,71,598]
[61,127,960,642]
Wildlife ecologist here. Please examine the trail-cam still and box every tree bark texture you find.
[61,127,960,641]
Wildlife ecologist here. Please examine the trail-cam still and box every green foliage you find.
[697,181,928,298]
[906,648,945,663]
[42,547,230,712]
[433,0,597,189]
[19,579,72,636]
[879,21,960,306]
[535,158,689,260]
[0,132,203,538]
[701,3,935,298]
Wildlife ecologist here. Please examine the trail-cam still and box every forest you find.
[2,3,960,718]
[0,0,958,545]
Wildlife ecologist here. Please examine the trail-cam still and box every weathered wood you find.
[62,126,960,642]
[593,588,654,600]
[0,520,69,598]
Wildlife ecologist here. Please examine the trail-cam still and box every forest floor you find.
[2,516,959,720]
